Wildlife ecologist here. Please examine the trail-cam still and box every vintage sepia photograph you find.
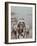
[5,2,36,44]
[11,6,32,39]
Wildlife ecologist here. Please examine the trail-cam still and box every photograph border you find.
[5,2,36,44]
